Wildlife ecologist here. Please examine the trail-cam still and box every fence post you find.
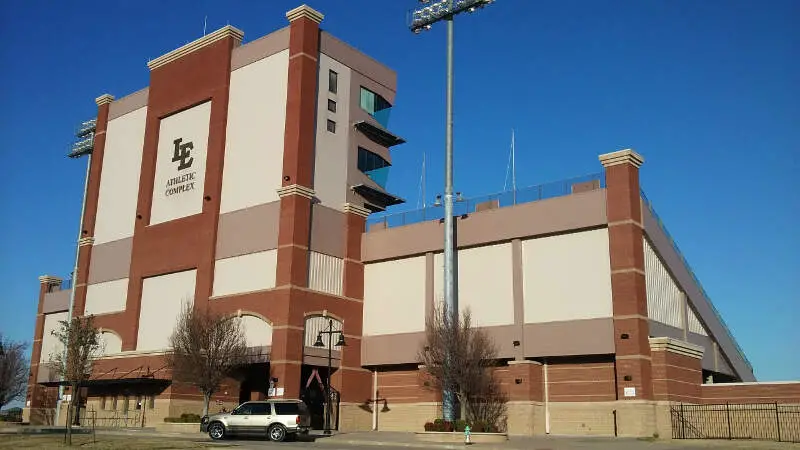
[775,403,781,442]
[726,402,732,440]
[680,403,685,439]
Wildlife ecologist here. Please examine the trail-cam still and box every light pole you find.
[408,0,494,422]
[313,320,346,435]
[54,118,96,427]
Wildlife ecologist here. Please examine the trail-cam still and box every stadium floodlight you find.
[408,0,495,423]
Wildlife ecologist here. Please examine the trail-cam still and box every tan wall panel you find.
[215,202,279,260]
[84,278,128,316]
[40,312,68,364]
[108,88,148,120]
[320,32,397,98]
[433,243,514,327]
[522,228,613,323]
[231,27,289,71]
[313,54,351,210]
[212,250,277,297]
[310,204,345,258]
[98,331,122,355]
[238,315,273,347]
[220,51,289,213]
[150,102,211,225]
[137,269,196,351]
[364,189,607,262]
[362,332,424,366]
[42,290,69,314]
[363,256,426,336]
[87,238,132,284]
[94,107,147,244]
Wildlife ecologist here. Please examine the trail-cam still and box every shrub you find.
[454,419,467,432]
[424,422,435,431]
[163,413,202,423]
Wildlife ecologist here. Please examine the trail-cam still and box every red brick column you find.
[650,337,703,403]
[72,94,114,317]
[599,149,653,401]
[336,204,371,404]
[501,361,544,402]
[26,276,62,410]
[275,5,323,288]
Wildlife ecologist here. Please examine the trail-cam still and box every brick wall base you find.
[375,402,441,432]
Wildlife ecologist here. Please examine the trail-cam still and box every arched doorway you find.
[301,315,343,430]
[233,314,273,404]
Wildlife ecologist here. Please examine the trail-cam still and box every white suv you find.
[200,400,311,442]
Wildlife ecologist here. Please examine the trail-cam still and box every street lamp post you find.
[408,0,494,422]
[313,320,346,435]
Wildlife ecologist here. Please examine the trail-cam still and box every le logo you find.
[172,138,194,170]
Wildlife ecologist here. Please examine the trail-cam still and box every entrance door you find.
[299,365,328,430]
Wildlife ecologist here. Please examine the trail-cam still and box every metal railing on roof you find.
[641,189,752,372]
[367,172,605,230]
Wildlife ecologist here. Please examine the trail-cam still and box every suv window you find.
[235,403,254,415]
[249,403,271,415]
[273,402,303,415]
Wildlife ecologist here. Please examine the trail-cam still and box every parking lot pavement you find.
[94,429,798,450]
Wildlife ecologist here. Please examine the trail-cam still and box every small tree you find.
[50,316,102,445]
[0,334,29,411]
[166,303,250,417]
[418,303,508,431]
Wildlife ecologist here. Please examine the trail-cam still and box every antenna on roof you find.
[503,128,517,204]
[203,15,208,36]
[417,152,427,210]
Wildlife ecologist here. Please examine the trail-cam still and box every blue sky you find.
[0,0,797,383]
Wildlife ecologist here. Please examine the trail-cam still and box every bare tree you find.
[166,302,250,418]
[49,316,102,446]
[0,334,29,411]
[418,303,507,431]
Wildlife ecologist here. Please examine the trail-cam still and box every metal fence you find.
[671,403,800,442]
[367,172,605,230]
[641,190,753,373]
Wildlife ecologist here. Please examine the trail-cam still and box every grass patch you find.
[0,435,231,449]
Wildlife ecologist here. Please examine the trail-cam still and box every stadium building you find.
[25,4,798,438]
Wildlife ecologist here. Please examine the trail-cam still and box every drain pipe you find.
[544,358,550,434]
[372,369,378,430]
[54,153,92,427]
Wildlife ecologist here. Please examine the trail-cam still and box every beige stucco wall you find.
[40,311,68,364]
[136,269,196,351]
[220,50,289,214]
[238,314,273,347]
[644,238,682,328]
[522,229,613,323]
[313,53,351,210]
[363,256,426,336]
[308,251,343,296]
[84,278,128,316]
[433,243,515,327]
[150,101,211,225]
[212,250,277,297]
[98,331,123,355]
[94,107,147,245]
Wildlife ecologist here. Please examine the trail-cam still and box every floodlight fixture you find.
[409,0,494,33]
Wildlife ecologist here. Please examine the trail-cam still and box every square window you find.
[328,99,337,113]
[329,70,338,94]
[327,119,336,133]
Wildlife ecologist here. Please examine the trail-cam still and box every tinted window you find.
[250,403,270,415]
[358,147,390,173]
[329,70,338,94]
[273,402,301,415]
[235,403,253,415]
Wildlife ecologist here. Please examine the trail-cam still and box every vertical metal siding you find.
[304,316,343,349]
[688,306,708,336]
[644,238,683,328]
[308,251,343,296]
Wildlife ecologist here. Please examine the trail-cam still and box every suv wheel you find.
[208,422,226,440]
[268,423,287,442]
